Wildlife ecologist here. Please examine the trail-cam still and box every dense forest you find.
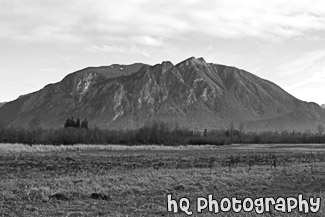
[0,117,325,146]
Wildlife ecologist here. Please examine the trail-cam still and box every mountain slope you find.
[0,57,324,131]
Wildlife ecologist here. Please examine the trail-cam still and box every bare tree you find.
[238,122,245,143]
[317,124,324,136]
[229,122,235,139]
[28,118,41,146]
[317,124,324,143]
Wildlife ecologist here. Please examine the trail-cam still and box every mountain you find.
[0,57,324,132]
[322,104,325,109]
[0,102,5,108]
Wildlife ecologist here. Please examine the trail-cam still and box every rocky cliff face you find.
[0,57,324,131]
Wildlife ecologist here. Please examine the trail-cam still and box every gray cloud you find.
[2,0,325,45]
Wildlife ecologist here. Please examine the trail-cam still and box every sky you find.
[1,0,325,104]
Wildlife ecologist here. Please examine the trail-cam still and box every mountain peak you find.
[178,57,207,66]
[197,57,206,63]
[161,60,174,67]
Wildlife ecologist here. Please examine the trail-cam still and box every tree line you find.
[0,119,324,146]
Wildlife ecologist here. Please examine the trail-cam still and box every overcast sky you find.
[1,0,325,104]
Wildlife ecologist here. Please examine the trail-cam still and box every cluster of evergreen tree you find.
[64,117,88,129]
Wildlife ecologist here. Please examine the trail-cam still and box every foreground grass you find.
[0,143,324,216]
[0,143,220,153]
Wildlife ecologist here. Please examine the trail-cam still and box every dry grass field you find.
[0,143,325,216]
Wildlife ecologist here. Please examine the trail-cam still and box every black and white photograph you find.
[0,0,325,216]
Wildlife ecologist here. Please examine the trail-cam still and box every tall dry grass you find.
[0,143,220,153]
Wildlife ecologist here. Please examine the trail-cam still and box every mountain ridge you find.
[0,57,324,132]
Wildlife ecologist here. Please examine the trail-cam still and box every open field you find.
[0,143,325,216]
